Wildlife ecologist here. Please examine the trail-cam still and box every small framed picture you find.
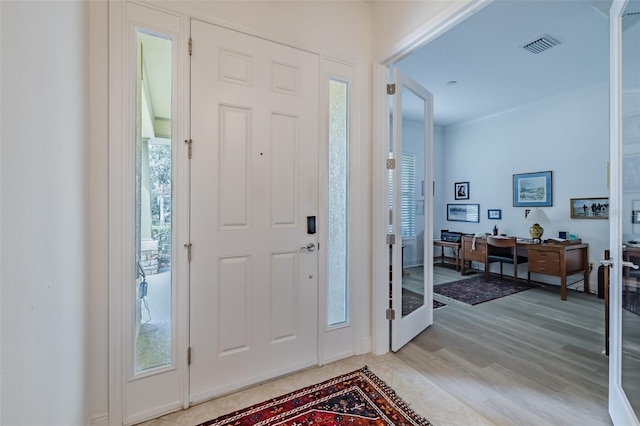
[633,210,640,224]
[454,182,469,200]
[488,209,502,220]
[570,197,609,219]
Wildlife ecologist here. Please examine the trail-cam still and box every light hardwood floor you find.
[141,263,618,426]
[397,264,612,426]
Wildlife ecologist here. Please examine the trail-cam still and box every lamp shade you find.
[525,208,549,240]
[525,208,549,224]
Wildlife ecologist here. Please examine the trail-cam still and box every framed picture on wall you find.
[447,204,479,222]
[488,209,502,220]
[454,182,469,200]
[633,200,640,233]
[513,171,552,207]
[623,155,640,192]
[570,197,609,219]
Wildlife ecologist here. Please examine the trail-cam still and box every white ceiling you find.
[396,0,612,127]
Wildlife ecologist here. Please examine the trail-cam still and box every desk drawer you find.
[528,250,560,275]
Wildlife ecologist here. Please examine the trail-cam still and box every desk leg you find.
[561,276,567,301]
[583,247,590,294]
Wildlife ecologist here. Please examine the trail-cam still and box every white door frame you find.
[372,0,493,355]
[108,1,190,424]
[608,0,639,424]
[108,2,362,423]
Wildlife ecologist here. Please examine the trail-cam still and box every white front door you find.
[609,0,640,424]
[389,68,434,352]
[189,20,319,403]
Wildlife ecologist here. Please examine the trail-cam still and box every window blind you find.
[388,153,416,238]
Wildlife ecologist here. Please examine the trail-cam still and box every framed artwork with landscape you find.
[447,204,480,223]
[570,197,609,219]
[513,171,552,207]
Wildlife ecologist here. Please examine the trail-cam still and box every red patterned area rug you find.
[197,366,432,426]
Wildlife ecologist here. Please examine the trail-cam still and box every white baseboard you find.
[89,412,109,426]
[189,359,317,406]
[356,336,371,355]
[320,350,355,366]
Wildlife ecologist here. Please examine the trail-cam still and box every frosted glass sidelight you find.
[327,79,349,326]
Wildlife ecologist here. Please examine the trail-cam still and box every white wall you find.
[88,1,374,421]
[433,126,446,240]
[441,82,610,289]
[1,1,89,425]
[88,1,109,423]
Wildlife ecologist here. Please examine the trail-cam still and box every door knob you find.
[300,243,316,252]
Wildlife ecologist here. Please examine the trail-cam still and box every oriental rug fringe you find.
[197,366,432,426]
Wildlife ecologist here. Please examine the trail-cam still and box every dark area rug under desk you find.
[402,289,446,316]
[434,275,536,306]
[624,284,640,316]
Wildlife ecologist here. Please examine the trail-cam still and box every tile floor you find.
[137,352,495,426]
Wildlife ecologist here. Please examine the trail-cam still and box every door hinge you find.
[387,83,396,95]
[386,308,396,320]
[386,233,396,245]
[187,347,192,366]
[185,139,192,159]
[386,158,396,169]
[188,37,193,56]
[184,243,192,263]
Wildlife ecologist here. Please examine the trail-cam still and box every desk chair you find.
[485,236,528,285]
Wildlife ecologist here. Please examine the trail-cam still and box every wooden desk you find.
[433,239,461,271]
[461,235,590,301]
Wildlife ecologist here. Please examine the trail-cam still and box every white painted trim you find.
[177,12,192,414]
[109,2,188,424]
[372,63,390,355]
[317,56,360,365]
[108,2,127,423]
[356,336,372,355]
[107,3,367,419]
[608,1,640,424]
[189,359,318,406]
[132,0,360,66]
[379,0,493,65]
[372,0,495,356]
[320,351,356,366]
[90,412,110,426]
[0,0,3,420]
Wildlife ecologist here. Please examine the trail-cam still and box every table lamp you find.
[525,208,549,242]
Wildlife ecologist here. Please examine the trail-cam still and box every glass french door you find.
[609,0,640,424]
[389,68,434,351]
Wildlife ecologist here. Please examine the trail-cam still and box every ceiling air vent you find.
[520,34,561,54]
[623,11,640,27]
